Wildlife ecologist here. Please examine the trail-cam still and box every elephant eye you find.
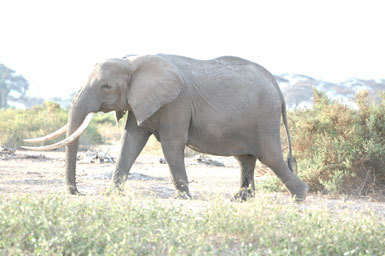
[101,84,112,90]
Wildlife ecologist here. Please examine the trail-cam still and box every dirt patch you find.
[1,147,385,218]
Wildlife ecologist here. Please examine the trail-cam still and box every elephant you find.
[23,54,309,201]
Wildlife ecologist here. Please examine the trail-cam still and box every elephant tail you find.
[272,78,298,174]
[281,100,298,174]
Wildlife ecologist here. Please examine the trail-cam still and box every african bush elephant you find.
[23,54,309,200]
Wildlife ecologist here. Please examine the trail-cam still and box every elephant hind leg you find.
[257,131,308,201]
[233,154,257,201]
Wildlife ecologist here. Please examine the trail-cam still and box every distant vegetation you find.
[0,64,29,109]
[0,102,111,149]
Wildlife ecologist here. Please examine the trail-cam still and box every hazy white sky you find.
[1,0,384,98]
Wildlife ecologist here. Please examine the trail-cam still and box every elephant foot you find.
[69,190,85,196]
[106,180,130,195]
[104,185,125,196]
[232,187,255,202]
[174,190,192,200]
[67,186,82,195]
[289,182,309,202]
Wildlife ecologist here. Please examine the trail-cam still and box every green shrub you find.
[283,89,385,196]
[0,102,104,149]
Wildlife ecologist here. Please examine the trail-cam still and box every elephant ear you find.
[127,55,183,125]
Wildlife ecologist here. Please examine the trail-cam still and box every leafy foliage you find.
[0,64,29,108]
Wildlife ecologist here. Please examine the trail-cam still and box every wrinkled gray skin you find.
[66,54,308,200]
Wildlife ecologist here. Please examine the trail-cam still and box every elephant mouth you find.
[99,102,108,112]
[100,101,117,113]
[100,92,125,113]
[22,113,94,151]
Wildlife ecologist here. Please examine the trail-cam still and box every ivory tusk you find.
[21,113,94,151]
[24,124,68,143]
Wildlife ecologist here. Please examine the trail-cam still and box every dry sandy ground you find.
[1,145,385,218]
[0,145,240,197]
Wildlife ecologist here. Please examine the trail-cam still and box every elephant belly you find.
[186,118,258,156]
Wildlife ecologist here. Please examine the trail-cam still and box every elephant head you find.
[23,55,183,194]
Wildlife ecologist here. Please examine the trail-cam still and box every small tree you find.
[0,64,29,108]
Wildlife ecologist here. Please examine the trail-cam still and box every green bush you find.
[283,89,385,196]
[0,102,104,149]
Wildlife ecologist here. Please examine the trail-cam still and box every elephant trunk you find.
[65,138,81,194]
[65,89,97,194]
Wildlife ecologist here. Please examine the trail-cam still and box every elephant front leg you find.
[111,113,150,189]
[233,155,257,201]
[160,139,191,199]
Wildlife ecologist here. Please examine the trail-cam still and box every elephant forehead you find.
[97,58,127,71]
[89,67,106,82]
[92,62,124,79]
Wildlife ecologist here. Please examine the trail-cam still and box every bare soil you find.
[1,144,385,218]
